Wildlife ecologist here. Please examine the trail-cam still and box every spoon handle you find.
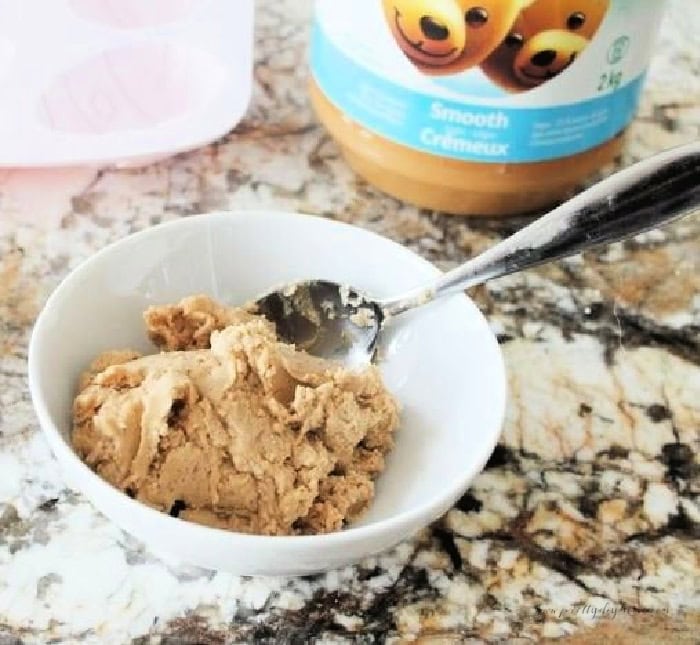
[382,140,700,317]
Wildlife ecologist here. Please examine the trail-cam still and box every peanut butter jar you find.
[309,0,667,216]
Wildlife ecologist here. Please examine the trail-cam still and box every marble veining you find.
[0,0,698,643]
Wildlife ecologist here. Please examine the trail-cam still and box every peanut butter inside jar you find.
[310,79,623,216]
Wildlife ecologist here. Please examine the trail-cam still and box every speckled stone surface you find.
[1,1,698,643]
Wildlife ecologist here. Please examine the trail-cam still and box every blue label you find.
[310,24,645,164]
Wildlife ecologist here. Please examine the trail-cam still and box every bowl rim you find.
[28,210,507,548]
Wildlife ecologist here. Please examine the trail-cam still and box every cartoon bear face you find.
[480,0,610,92]
[383,0,531,75]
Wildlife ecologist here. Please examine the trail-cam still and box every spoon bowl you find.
[254,280,383,365]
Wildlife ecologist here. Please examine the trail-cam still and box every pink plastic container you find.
[0,0,254,166]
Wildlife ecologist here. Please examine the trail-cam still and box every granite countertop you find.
[1,1,698,643]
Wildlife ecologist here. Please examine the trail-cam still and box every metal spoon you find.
[255,141,700,365]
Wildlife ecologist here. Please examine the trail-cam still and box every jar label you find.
[311,0,666,163]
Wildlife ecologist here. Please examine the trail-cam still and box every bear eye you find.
[505,32,524,48]
[465,7,488,27]
[567,12,586,30]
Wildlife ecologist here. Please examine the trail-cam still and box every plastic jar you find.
[309,0,667,215]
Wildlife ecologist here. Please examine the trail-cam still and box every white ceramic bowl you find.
[28,211,506,575]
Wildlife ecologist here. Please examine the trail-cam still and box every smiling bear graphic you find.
[480,0,610,92]
[382,0,533,75]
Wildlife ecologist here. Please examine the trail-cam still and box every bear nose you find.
[531,49,557,67]
[419,16,450,41]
